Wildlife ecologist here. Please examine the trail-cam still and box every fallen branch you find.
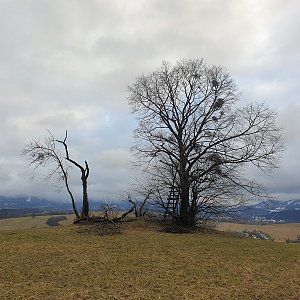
[112,206,135,222]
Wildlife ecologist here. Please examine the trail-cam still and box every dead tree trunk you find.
[59,158,81,219]
[57,131,90,218]
[80,161,90,218]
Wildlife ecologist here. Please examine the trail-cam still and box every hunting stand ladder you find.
[164,186,180,222]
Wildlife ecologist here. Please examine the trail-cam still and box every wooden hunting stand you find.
[164,186,180,222]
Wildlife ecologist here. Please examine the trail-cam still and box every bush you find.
[46,216,67,227]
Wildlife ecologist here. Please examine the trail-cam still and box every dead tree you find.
[126,178,155,217]
[23,130,90,219]
[56,132,89,218]
[127,193,150,218]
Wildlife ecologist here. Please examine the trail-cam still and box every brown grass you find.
[218,222,300,242]
[0,214,75,231]
[0,219,299,299]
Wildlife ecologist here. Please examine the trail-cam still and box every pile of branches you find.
[73,205,135,235]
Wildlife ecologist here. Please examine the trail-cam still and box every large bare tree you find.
[23,131,90,219]
[128,59,284,225]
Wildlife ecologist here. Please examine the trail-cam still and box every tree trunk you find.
[178,145,191,225]
[81,176,89,218]
[189,190,198,226]
[179,177,190,225]
[68,183,80,219]
[59,159,80,219]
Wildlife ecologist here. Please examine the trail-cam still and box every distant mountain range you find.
[230,199,300,223]
[0,196,130,219]
[0,196,72,211]
[1,196,300,223]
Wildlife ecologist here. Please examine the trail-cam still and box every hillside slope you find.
[0,221,299,299]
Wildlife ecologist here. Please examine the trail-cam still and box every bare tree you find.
[128,59,284,226]
[23,131,90,219]
[56,132,90,218]
[127,181,154,217]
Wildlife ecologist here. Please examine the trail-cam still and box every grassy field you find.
[218,222,300,242]
[1,215,299,242]
[0,219,299,299]
[0,214,75,231]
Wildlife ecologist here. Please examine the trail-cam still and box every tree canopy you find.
[128,59,283,225]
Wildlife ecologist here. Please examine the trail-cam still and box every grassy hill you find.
[0,219,299,299]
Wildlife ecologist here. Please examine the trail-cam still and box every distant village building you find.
[252,216,285,224]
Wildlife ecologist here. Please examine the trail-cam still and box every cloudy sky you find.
[0,0,299,203]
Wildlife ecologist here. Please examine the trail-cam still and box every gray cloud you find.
[0,0,299,202]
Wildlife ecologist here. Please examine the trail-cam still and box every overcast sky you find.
[0,0,299,203]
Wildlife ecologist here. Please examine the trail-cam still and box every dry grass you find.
[0,211,127,231]
[0,219,299,299]
[218,222,300,242]
[0,214,75,231]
